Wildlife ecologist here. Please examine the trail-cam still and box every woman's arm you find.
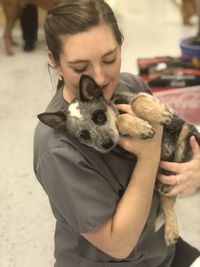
[157,136,200,197]
[81,105,163,259]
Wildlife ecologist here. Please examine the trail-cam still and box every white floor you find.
[0,0,200,266]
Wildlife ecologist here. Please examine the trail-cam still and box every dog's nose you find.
[102,140,114,150]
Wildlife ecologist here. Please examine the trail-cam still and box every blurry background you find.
[0,0,200,266]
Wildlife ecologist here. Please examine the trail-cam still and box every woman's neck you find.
[62,86,74,103]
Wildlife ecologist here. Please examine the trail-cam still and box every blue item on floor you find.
[180,36,200,59]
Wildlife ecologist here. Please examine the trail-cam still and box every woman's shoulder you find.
[118,72,151,94]
[34,86,69,155]
[33,118,102,172]
[34,119,80,168]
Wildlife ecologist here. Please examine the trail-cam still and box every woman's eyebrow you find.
[103,46,118,57]
[67,47,118,64]
[68,59,89,64]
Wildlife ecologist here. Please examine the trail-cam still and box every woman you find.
[34,0,200,266]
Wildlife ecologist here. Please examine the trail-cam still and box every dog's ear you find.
[79,75,102,101]
[38,111,66,129]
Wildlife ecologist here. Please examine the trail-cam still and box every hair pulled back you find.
[44,0,124,63]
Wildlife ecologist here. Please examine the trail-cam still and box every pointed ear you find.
[38,111,66,129]
[79,75,102,101]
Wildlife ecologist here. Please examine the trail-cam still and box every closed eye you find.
[103,58,116,64]
[73,66,88,73]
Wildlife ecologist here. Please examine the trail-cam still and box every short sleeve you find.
[35,144,119,233]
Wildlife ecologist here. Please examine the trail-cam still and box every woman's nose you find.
[92,67,106,87]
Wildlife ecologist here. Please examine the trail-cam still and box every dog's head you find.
[38,75,119,153]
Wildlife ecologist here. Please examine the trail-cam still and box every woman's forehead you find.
[60,25,119,60]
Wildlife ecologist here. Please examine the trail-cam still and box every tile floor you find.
[0,0,199,266]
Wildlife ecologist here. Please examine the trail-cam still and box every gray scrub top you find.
[34,73,175,266]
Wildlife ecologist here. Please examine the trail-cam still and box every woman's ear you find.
[48,51,63,77]
[48,50,57,67]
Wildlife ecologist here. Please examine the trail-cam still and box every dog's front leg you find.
[116,113,155,139]
[131,93,173,125]
[160,195,179,246]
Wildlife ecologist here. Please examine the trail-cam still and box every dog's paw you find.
[158,107,174,126]
[131,93,174,125]
[140,125,155,139]
[165,226,179,246]
[117,113,155,139]
[6,49,14,56]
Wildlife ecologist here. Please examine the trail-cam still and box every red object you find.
[137,56,200,125]
[137,56,196,76]
[153,86,200,124]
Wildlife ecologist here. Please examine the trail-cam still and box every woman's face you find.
[51,24,121,102]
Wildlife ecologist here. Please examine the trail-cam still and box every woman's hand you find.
[116,104,163,160]
[157,136,200,196]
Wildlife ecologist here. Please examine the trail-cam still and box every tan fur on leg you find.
[117,113,155,139]
[131,93,173,125]
[160,195,179,246]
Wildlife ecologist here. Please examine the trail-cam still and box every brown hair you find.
[44,0,124,64]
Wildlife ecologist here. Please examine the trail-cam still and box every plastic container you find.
[180,36,200,59]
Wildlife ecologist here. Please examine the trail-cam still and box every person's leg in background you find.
[20,4,38,52]
[171,238,200,267]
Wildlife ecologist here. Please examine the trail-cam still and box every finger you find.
[116,104,135,115]
[164,179,189,196]
[190,136,200,158]
[165,186,181,197]
[118,136,131,150]
[159,160,180,173]
[165,182,186,196]
[157,174,177,185]
[118,136,141,155]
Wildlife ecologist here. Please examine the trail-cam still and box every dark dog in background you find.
[38,75,200,246]
[1,0,53,55]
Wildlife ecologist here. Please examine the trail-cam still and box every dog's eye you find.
[92,110,107,125]
[79,130,91,141]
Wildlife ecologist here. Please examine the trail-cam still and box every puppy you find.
[38,75,200,246]
[1,0,53,55]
